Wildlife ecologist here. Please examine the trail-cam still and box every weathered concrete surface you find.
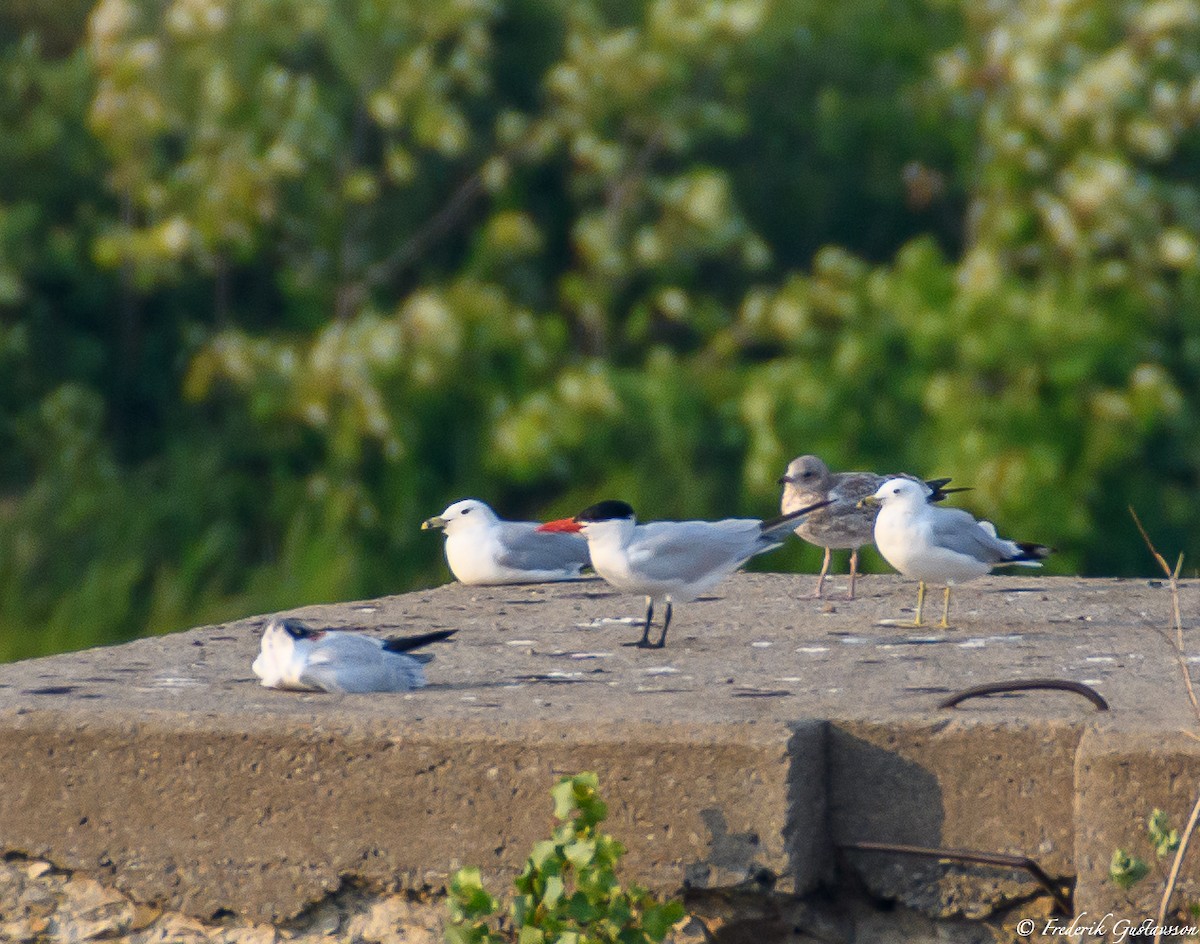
[0,712,813,923]
[1073,727,1200,922]
[0,573,1197,930]
[829,719,1082,917]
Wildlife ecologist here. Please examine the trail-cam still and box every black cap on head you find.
[279,618,320,640]
[575,500,636,523]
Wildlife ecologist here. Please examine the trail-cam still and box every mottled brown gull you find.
[778,454,966,600]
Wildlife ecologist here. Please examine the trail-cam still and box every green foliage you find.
[446,773,685,944]
[1110,808,1182,891]
[4,0,1200,658]
[1149,808,1181,859]
[1110,848,1151,891]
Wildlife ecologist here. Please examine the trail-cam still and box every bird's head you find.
[538,499,636,538]
[777,454,829,488]
[421,498,497,534]
[859,477,925,509]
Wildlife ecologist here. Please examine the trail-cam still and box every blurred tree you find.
[2,0,1199,660]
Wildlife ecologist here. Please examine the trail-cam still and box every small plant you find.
[446,773,686,944]
[1110,809,1181,890]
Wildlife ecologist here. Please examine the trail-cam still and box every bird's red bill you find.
[537,518,582,533]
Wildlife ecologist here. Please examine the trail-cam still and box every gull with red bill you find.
[538,498,832,648]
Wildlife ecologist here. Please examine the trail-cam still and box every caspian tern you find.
[537,498,831,648]
[778,454,969,599]
[860,477,1052,627]
[421,499,590,585]
[252,617,456,693]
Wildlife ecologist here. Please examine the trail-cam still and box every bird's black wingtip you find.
[381,628,458,652]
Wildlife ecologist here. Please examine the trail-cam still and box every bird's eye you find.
[802,471,813,478]
[893,487,900,494]
[462,508,471,514]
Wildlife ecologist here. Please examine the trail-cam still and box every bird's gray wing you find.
[300,635,426,693]
[493,522,590,572]
[628,521,763,583]
[827,472,886,503]
[928,508,1018,564]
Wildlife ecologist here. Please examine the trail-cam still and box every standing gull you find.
[421,498,590,585]
[252,618,457,693]
[537,498,831,648]
[860,477,1052,627]
[778,455,968,599]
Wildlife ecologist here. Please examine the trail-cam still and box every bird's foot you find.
[623,639,663,649]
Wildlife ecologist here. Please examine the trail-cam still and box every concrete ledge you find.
[0,713,820,923]
[830,719,1081,918]
[0,574,1196,928]
[1074,727,1200,920]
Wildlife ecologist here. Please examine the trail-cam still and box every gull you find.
[252,617,456,693]
[779,455,969,599]
[537,498,831,648]
[421,498,590,585]
[861,477,1052,627]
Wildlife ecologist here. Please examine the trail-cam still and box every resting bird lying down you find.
[421,498,590,585]
[252,617,456,693]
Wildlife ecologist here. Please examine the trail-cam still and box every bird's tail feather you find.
[760,498,834,537]
[1009,542,1053,565]
[381,629,458,653]
[924,477,972,503]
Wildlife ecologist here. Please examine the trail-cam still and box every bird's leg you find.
[847,548,859,600]
[637,596,654,647]
[912,581,926,627]
[654,600,673,649]
[939,586,952,629]
[813,547,832,598]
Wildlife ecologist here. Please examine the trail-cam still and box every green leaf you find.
[564,839,596,868]
[1148,809,1180,858]
[543,874,565,909]
[1109,849,1150,889]
[518,926,546,944]
[565,891,601,923]
[641,902,685,941]
[552,778,578,820]
[448,867,499,920]
[529,840,561,870]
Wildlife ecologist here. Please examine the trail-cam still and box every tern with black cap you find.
[538,498,831,648]
[252,617,456,693]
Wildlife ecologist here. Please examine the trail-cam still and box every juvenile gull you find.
[421,498,590,585]
[252,618,456,693]
[861,477,1052,627]
[778,455,967,599]
[537,497,831,648]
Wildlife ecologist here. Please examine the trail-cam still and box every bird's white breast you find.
[444,530,506,584]
[874,503,990,583]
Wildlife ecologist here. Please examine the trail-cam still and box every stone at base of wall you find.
[0,856,442,944]
[1,855,1071,944]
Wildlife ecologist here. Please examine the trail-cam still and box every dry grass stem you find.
[1130,508,1199,940]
